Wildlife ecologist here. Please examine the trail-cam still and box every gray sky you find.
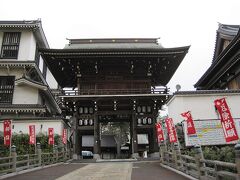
[1,0,240,92]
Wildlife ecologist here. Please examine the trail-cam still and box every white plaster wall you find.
[13,85,39,104]
[39,56,44,73]
[0,120,65,135]
[18,31,36,61]
[167,93,240,124]
[46,68,58,89]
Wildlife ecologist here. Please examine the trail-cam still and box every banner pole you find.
[9,120,12,157]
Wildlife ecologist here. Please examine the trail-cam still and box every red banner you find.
[29,125,36,145]
[214,98,239,142]
[3,120,12,146]
[48,128,54,145]
[156,122,164,142]
[165,118,178,143]
[181,111,196,135]
[62,129,67,145]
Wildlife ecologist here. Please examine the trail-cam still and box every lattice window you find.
[1,32,21,59]
[0,76,15,104]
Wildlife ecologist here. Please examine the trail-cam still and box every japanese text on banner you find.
[181,111,196,135]
[48,128,54,145]
[3,120,11,146]
[214,98,239,142]
[29,125,36,145]
[155,122,164,142]
[62,129,67,145]
[165,118,177,143]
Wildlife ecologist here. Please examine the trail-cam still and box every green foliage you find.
[0,131,62,156]
[202,146,235,163]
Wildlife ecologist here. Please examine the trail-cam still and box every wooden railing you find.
[53,87,169,96]
[160,143,240,180]
[0,146,71,176]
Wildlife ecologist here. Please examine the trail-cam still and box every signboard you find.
[29,125,36,145]
[3,120,11,146]
[183,118,240,146]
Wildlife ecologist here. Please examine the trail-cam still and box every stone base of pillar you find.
[73,154,81,160]
[131,153,139,159]
[93,154,101,160]
[149,152,160,158]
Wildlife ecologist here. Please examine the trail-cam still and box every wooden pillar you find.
[93,114,100,159]
[79,134,82,158]
[72,115,80,159]
[131,113,139,158]
[149,115,159,158]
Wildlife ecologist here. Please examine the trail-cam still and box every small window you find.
[1,32,21,59]
[0,76,15,104]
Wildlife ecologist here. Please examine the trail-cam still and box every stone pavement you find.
[56,162,132,180]
[3,161,189,180]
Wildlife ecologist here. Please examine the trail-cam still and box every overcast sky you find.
[1,0,240,92]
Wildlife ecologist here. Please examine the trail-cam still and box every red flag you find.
[214,98,239,142]
[156,122,164,142]
[3,120,11,146]
[165,118,177,143]
[181,111,196,135]
[29,125,36,145]
[48,128,54,145]
[62,129,67,145]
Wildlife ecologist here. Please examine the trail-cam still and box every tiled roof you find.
[0,19,49,48]
[174,89,240,95]
[64,38,163,50]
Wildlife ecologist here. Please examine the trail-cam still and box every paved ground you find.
[3,161,188,180]
[131,161,188,180]
[3,164,86,180]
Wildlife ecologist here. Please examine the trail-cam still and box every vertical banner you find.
[165,118,178,143]
[29,125,36,145]
[156,122,164,142]
[214,98,239,142]
[181,111,196,135]
[62,129,67,145]
[3,120,12,146]
[48,128,54,145]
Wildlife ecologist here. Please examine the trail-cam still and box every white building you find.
[167,90,240,146]
[0,20,68,136]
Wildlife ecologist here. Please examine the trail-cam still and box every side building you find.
[0,20,67,137]
[167,24,240,146]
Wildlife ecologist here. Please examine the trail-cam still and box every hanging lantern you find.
[147,117,152,124]
[89,119,94,125]
[79,119,83,126]
[89,107,94,114]
[84,119,88,125]
[137,118,142,125]
[142,117,147,124]
[84,107,88,114]
[142,106,146,113]
[79,107,83,114]
[137,106,141,113]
